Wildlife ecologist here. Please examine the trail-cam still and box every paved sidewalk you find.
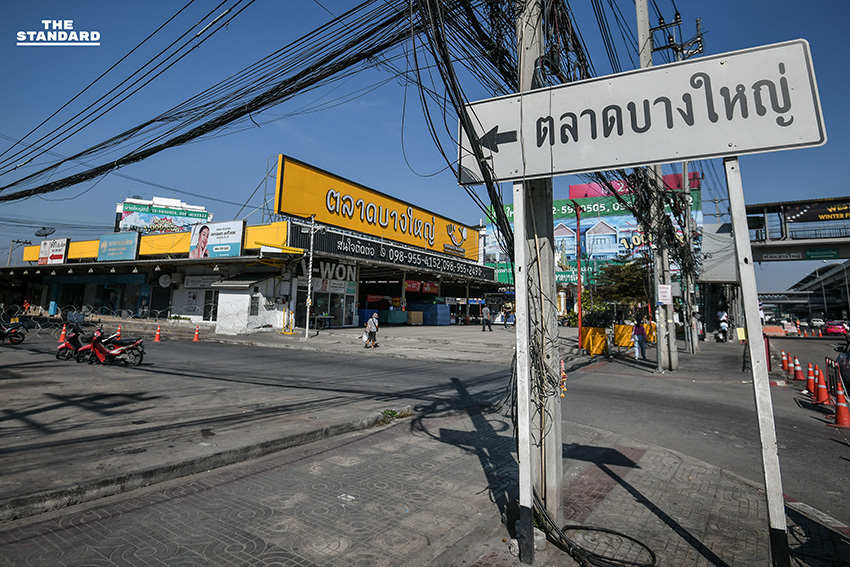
[1,325,848,566]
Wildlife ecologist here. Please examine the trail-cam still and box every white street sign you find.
[458,39,826,185]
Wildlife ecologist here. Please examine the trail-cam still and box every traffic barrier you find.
[116,325,121,339]
[153,325,162,342]
[781,351,788,372]
[58,324,67,343]
[813,365,831,405]
[794,357,805,382]
[804,362,814,393]
[829,379,850,429]
[825,357,846,407]
[193,325,200,342]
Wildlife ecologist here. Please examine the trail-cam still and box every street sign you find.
[458,39,826,185]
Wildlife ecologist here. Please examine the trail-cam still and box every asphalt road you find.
[564,337,850,525]
[3,332,849,528]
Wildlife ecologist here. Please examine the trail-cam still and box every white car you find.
[810,318,825,328]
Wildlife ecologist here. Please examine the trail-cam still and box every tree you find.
[593,255,651,305]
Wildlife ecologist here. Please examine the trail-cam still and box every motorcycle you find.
[56,325,93,360]
[76,326,145,366]
[0,321,26,345]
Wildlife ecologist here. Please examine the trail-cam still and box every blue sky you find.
[1,0,847,291]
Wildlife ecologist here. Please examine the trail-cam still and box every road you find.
[2,332,849,528]
[564,335,850,524]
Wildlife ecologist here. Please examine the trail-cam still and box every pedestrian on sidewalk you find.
[365,312,379,348]
[632,319,648,360]
[481,305,492,331]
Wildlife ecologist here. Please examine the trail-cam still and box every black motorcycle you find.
[0,321,26,345]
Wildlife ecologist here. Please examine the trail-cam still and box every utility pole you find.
[651,14,703,354]
[636,0,675,370]
[514,1,562,562]
[7,240,32,266]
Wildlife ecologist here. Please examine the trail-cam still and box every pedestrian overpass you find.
[746,196,850,262]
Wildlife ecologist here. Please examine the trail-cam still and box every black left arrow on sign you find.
[478,126,517,153]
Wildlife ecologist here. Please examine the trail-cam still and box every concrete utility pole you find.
[514,1,563,562]
[651,14,703,354]
[636,0,677,370]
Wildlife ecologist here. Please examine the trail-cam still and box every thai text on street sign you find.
[458,39,826,185]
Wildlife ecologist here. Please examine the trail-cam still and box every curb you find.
[0,407,410,523]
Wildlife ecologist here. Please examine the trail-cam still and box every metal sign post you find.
[725,157,790,567]
[513,181,534,564]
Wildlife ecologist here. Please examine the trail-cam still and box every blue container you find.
[49,301,58,316]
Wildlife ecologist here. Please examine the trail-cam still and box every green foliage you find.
[562,310,578,327]
[593,256,651,305]
[376,408,412,426]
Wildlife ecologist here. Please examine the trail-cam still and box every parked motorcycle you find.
[0,321,26,345]
[56,325,92,360]
[76,326,145,366]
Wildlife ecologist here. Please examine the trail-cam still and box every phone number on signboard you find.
[383,247,485,277]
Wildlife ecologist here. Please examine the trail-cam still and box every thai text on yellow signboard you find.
[274,156,478,260]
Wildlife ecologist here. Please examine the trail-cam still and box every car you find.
[824,321,847,336]
[810,317,825,328]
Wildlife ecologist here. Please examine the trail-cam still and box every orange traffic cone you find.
[818,329,823,337]
[58,323,67,342]
[154,325,162,342]
[804,363,815,393]
[813,365,830,405]
[116,325,122,339]
[829,380,850,429]
[193,325,200,342]
[781,351,788,372]
[794,357,804,382]
[803,330,808,337]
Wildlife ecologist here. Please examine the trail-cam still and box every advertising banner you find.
[97,232,139,261]
[189,221,244,259]
[785,200,850,223]
[405,280,422,292]
[38,238,69,265]
[119,202,211,234]
[275,155,479,260]
[568,172,700,199]
[422,281,439,294]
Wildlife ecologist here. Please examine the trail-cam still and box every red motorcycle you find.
[76,326,145,366]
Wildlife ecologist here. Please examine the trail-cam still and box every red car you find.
[823,321,847,336]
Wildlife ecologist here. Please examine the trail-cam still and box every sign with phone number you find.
[288,226,495,281]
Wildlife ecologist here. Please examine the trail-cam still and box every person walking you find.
[365,312,379,348]
[481,305,492,331]
[632,319,648,360]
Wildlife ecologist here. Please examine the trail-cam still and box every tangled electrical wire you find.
[579,167,700,291]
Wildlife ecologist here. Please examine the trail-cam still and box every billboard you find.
[485,187,703,283]
[97,232,139,261]
[785,200,850,223]
[568,172,700,199]
[275,155,479,260]
[119,201,212,234]
[188,221,245,259]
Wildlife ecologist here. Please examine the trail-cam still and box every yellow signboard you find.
[275,156,479,260]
